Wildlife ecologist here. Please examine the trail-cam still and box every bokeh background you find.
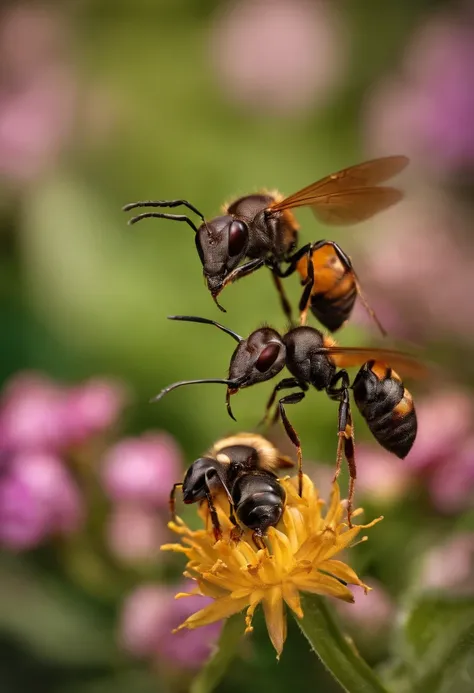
[1,1,474,692]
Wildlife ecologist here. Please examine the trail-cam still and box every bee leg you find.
[204,490,223,543]
[258,377,307,427]
[122,198,205,220]
[275,391,307,496]
[327,370,356,527]
[252,529,267,551]
[169,482,183,522]
[200,470,224,542]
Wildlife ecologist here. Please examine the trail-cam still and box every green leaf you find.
[296,594,391,693]
[394,595,474,693]
[190,614,243,693]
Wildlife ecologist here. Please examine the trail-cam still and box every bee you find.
[153,316,426,524]
[170,433,294,548]
[123,156,408,333]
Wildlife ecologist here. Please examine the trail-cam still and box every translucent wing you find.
[321,346,429,379]
[269,155,409,225]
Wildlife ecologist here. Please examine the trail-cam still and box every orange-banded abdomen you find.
[351,360,417,458]
[297,244,357,331]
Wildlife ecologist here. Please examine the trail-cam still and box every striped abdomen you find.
[352,360,417,458]
[297,244,357,331]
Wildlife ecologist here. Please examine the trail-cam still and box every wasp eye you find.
[228,220,248,257]
[255,343,280,372]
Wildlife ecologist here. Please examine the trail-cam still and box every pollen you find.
[161,475,382,658]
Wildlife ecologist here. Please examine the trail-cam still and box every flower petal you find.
[175,595,250,630]
[262,587,287,658]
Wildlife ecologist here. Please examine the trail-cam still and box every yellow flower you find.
[161,475,382,658]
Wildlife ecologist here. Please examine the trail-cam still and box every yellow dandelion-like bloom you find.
[161,475,382,658]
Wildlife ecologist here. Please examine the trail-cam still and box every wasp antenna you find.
[150,378,237,404]
[167,315,242,342]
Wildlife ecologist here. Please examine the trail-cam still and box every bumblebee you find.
[170,433,294,548]
[123,156,408,333]
[154,316,425,524]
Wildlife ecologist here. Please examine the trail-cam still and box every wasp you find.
[152,316,425,524]
[170,433,294,548]
[123,156,408,334]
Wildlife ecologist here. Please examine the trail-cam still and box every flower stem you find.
[297,594,391,693]
[190,614,243,693]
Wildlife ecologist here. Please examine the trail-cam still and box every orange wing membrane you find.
[269,155,409,224]
[321,346,429,379]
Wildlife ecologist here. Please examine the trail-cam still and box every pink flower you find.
[0,372,128,452]
[0,4,77,183]
[337,579,395,635]
[101,432,182,509]
[364,11,474,174]
[356,446,412,504]
[428,437,474,514]
[420,533,474,595]
[209,0,348,115]
[0,451,83,549]
[0,372,67,451]
[119,582,222,668]
[105,505,170,564]
[63,378,129,445]
[353,195,474,342]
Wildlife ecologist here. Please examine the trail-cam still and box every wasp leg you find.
[221,258,265,288]
[169,482,183,522]
[274,391,307,496]
[271,272,294,323]
[298,248,315,326]
[327,370,356,527]
[122,198,205,220]
[125,211,199,232]
[259,377,308,427]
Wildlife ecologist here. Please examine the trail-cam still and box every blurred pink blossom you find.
[101,432,182,509]
[365,11,474,174]
[105,505,169,564]
[356,446,412,504]
[354,195,474,342]
[405,390,473,472]
[64,378,129,445]
[337,579,395,635]
[428,437,474,514]
[119,582,222,668]
[0,4,78,183]
[355,389,474,515]
[420,532,474,595]
[209,0,348,115]
[0,373,67,451]
[0,372,128,452]
[0,451,83,549]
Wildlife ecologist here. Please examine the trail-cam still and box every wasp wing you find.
[321,346,429,379]
[269,155,408,225]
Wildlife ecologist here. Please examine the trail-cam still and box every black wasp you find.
[152,316,425,523]
[123,156,408,333]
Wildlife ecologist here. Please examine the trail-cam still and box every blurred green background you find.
[1,1,474,692]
